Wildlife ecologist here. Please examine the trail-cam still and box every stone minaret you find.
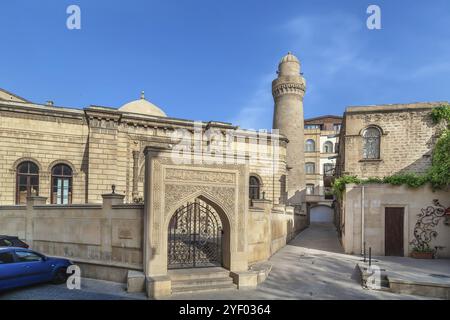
[272,52,306,205]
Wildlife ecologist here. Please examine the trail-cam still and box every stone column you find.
[25,196,47,247]
[101,190,125,261]
[143,146,172,298]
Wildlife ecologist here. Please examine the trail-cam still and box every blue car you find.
[0,247,73,291]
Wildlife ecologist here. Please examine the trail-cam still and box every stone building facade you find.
[335,102,450,258]
[335,102,447,178]
[0,53,311,297]
[302,115,342,223]
[0,90,290,207]
[303,115,341,199]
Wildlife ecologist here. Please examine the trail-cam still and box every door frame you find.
[382,205,409,256]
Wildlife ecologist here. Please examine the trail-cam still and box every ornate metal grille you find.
[168,199,223,269]
[411,199,447,251]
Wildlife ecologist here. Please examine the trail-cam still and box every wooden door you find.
[385,207,404,256]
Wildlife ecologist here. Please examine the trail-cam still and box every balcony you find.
[323,167,336,188]
[305,186,334,203]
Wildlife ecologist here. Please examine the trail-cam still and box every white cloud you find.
[228,73,274,130]
[284,13,389,78]
[410,62,450,79]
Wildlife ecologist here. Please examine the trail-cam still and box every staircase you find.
[169,267,237,294]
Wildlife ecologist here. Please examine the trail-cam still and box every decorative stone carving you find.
[165,168,235,184]
[272,82,305,98]
[164,184,235,223]
[152,160,163,253]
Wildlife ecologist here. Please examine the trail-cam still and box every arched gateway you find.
[168,198,223,269]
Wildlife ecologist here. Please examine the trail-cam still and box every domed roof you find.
[280,52,300,64]
[119,91,167,117]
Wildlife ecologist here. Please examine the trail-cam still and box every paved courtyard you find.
[167,223,427,300]
[0,223,438,300]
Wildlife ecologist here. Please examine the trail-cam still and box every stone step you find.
[362,274,389,281]
[169,267,230,281]
[172,276,234,289]
[365,280,390,287]
[172,282,237,294]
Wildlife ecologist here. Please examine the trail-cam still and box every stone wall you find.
[0,194,144,282]
[341,183,450,258]
[0,194,307,284]
[339,102,447,178]
[247,200,308,264]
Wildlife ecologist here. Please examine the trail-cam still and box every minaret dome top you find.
[278,52,301,76]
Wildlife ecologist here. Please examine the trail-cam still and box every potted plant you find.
[410,244,434,259]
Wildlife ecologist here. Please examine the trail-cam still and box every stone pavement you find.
[0,277,147,300]
[367,255,450,286]
[166,223,428,300]
[0,223,439,300]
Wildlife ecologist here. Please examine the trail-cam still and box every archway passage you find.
[168,198,223,269]
[310,205,334,223]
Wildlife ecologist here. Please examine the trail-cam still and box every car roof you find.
[0,247,29,252]
[0,235,19,240]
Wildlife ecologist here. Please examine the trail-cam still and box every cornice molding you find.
[272,81,306,98]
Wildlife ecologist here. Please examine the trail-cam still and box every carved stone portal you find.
[143,146,249,288]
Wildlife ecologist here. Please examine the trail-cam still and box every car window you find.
[0,239,13,246]
[15,251,42,262]
[0,252,15,264]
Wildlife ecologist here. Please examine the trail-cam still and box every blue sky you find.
[0,0,449,129]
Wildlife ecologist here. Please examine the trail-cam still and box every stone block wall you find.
[0,194,144,283]
[247,200,308,265]
[340,102,447,178]
[0,106,89,205]
[341,183,450,258]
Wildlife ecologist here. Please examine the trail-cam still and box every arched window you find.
[16,161,39,204]
[51,164,73,204]
[305,139,315,152]
[323,141,333,153]
[249,176,261,200]
[305,162,315,174]
[362,127,381,159]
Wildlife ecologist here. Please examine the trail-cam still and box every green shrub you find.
[430,105,450,124]
[427,129,450,190]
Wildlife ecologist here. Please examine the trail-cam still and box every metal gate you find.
[168,199,223,269]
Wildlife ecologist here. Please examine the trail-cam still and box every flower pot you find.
[411,251,434,259]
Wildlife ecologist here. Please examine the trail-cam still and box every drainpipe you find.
[361,185,365,255]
